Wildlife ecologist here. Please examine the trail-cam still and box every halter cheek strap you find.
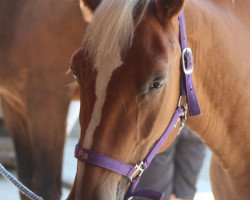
[74,11,201,200]
[179,12,201,116]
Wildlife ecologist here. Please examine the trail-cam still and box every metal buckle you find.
[182,48,193,75]
[129,161,145,182]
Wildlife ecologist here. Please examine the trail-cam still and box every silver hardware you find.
[73,73,77,79]
[128,197,140,200]
[175,96,188,131]
[129,161,145,182]
[182,48,193,75]
[179,104,188,131]
[178,96,183,107]
[128,197,138,200]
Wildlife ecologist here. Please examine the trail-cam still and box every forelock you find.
[83,0,151,69]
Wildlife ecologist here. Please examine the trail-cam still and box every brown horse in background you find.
[70,0,250,199]
[0,0,85,199]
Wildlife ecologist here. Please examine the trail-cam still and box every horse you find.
[0,0,85,199]
[70,0,250,199]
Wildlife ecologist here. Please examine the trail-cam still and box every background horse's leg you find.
[1,81,72,200]
[24,85,71,200]
[1,87,34,200]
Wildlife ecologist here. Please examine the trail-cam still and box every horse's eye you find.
[149,77,165,90]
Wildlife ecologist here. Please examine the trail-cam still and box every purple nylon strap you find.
[179,12,201,116]
[75,146,134,177]
[74,11,201,200]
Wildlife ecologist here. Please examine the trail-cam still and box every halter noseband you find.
[74,11,201,200]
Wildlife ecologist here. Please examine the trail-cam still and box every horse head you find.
[70,0,186,199]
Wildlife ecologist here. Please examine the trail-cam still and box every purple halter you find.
[75,11,201,200]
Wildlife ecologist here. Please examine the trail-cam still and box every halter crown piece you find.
[74,11,201,200]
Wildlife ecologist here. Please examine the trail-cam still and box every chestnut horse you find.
[0,0,85,199]
[70,0,250,199]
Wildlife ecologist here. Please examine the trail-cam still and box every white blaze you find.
[83,55,123,149]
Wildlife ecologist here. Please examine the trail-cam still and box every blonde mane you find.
[83,0,150,69]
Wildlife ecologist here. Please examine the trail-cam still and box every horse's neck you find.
[186,0,250,176]
[211,0,250,26]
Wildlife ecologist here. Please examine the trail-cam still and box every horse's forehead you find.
[133,15,178,56]
[129,27,177,75]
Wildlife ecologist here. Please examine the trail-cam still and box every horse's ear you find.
[155,0,185,21]
[81,0,101,12]
[80,0,102,22]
